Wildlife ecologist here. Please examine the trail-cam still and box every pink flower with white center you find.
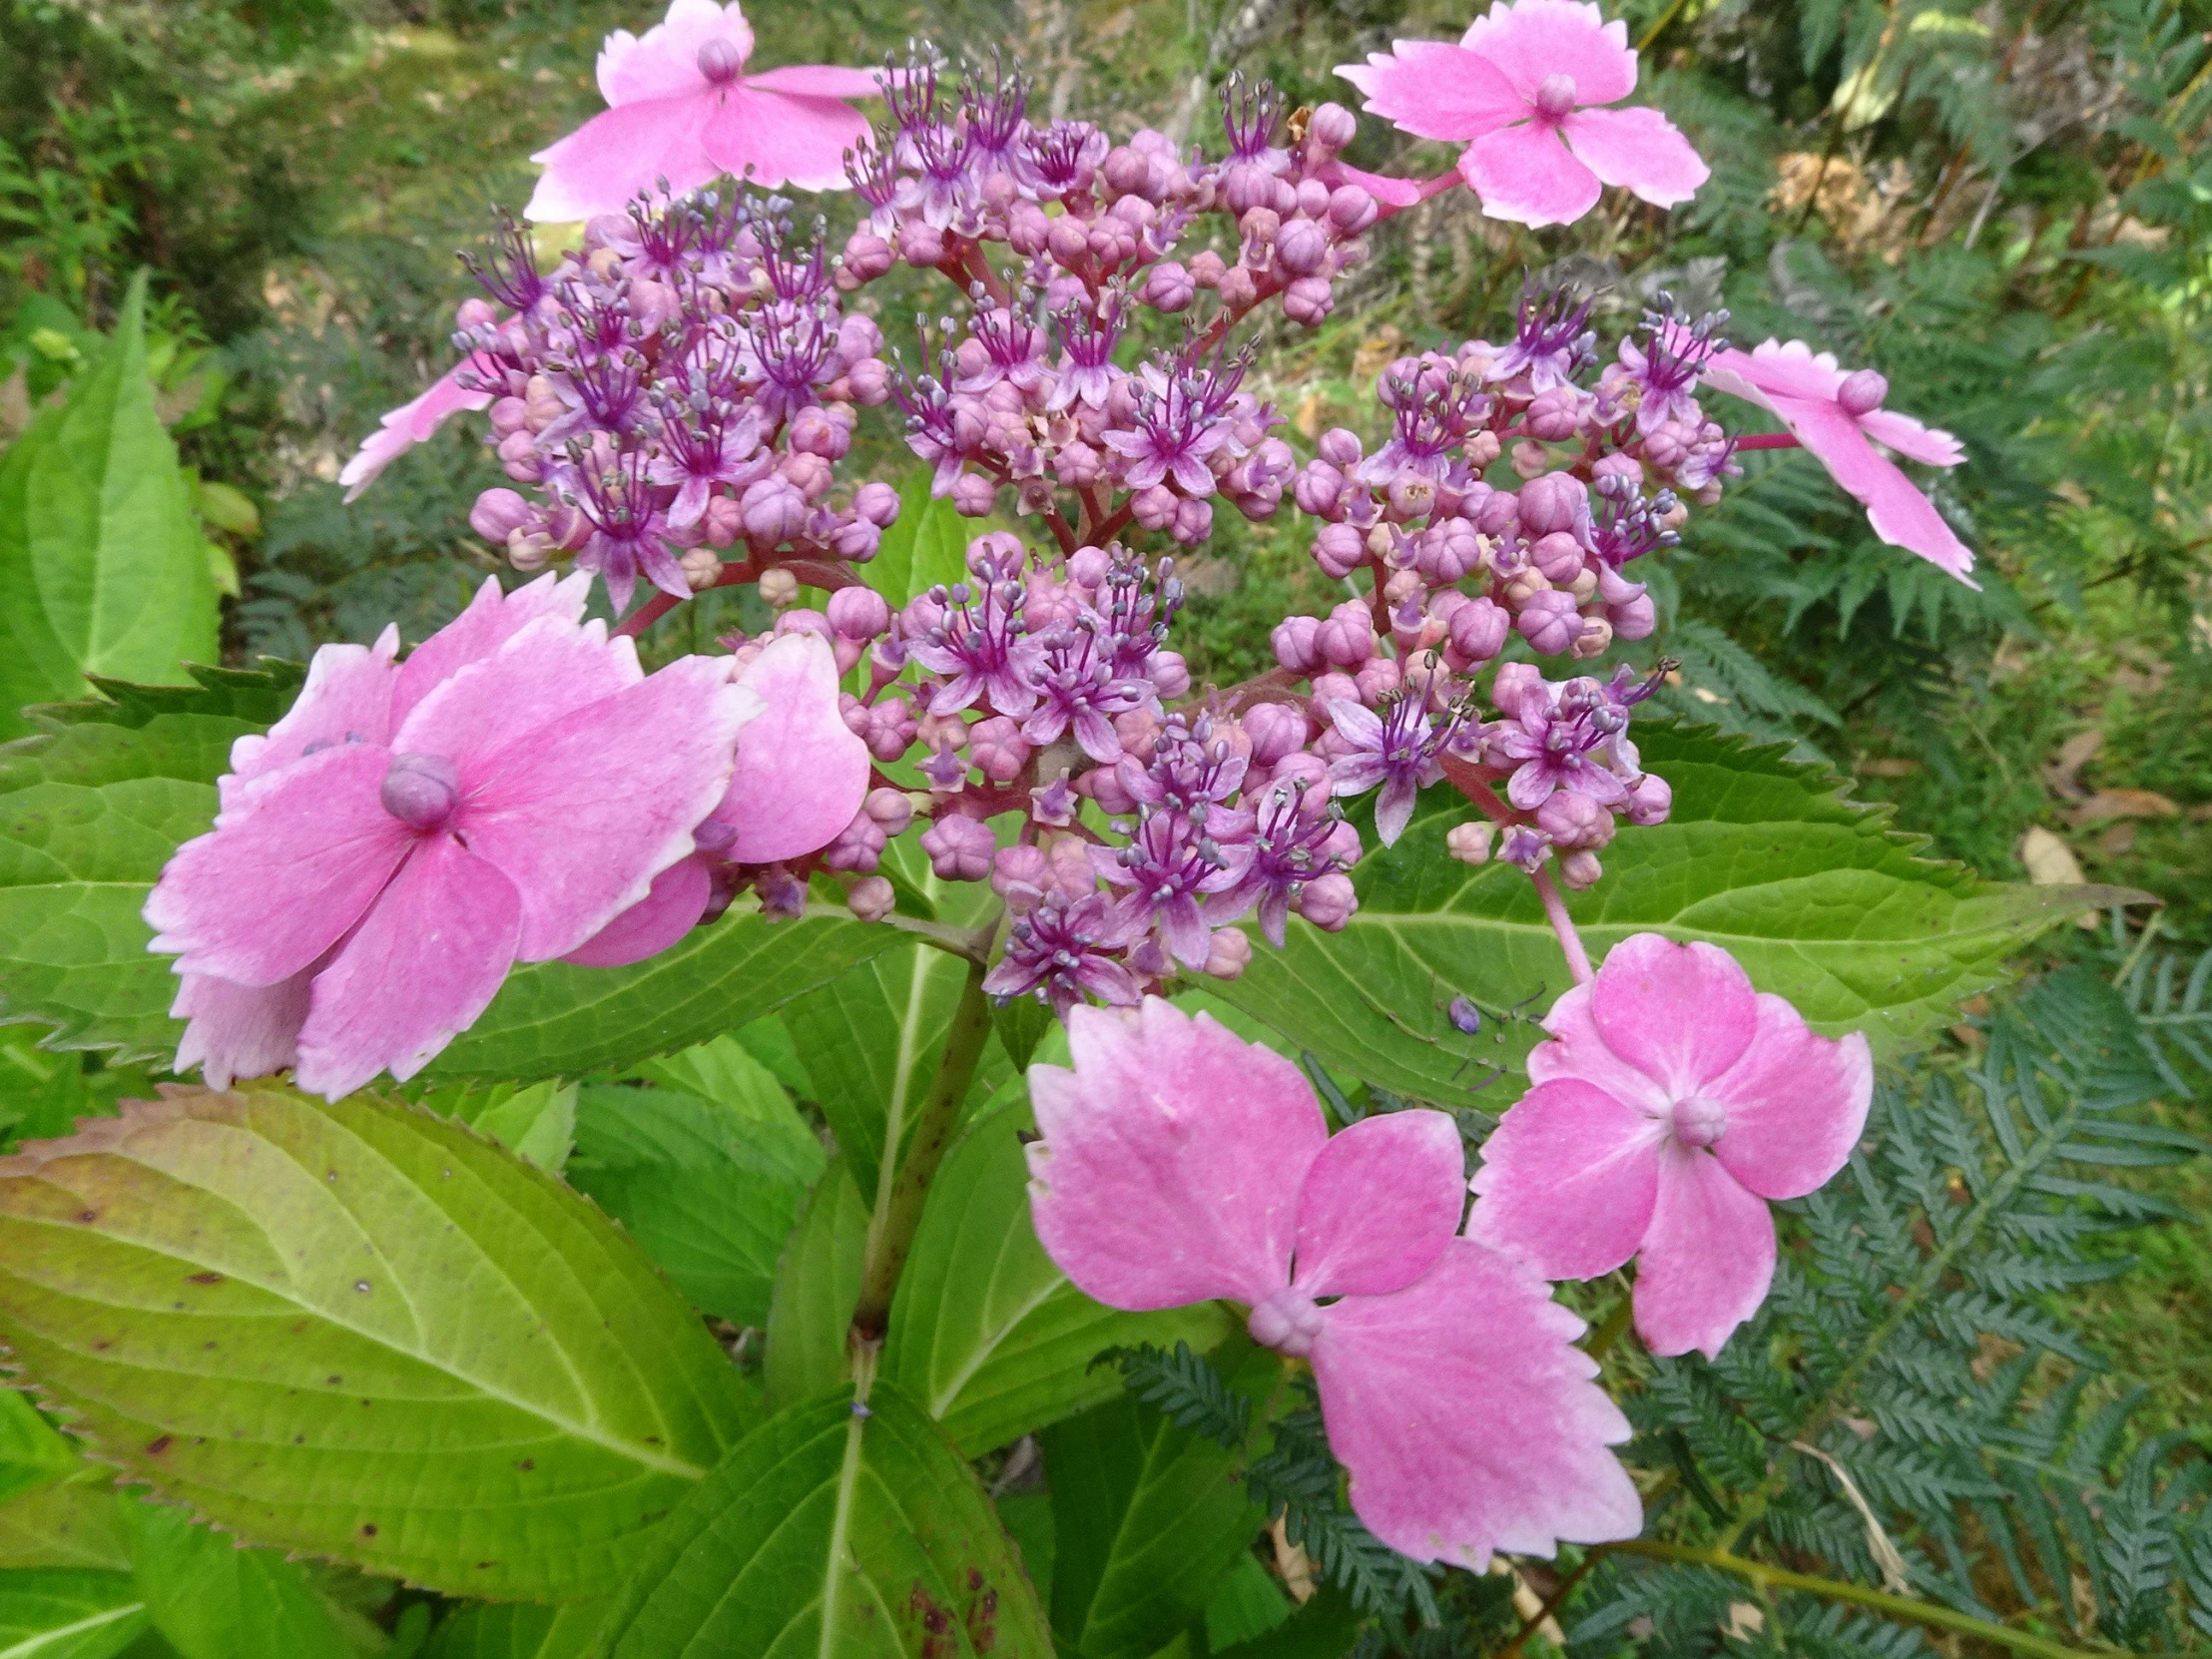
[524,0,879,224]
[1698,339,1977,586]
[336,354,498,502]
[1026,998,1642,1568]
[1467,934,1873,1360]
[146,573,757,1099]
[1337,0,1709,229]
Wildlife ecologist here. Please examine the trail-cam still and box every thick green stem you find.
[1606,1541,2117,1659]
[848,958,995,1340]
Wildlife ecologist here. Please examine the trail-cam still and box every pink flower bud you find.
[1446,822,1495,864]
[865,788,913,833]
[1525,385,1584,442]
[842,232,894,282]
[920,814,996,882]
[1517,472,1588,538]
[1317,607,1377,669]
[1299,871,1358,931]
[781,450,833,499]
[951,473,999,517]
[1625,773,1672,827]
[469,488,533,544]
[991,843,1051,906]
[828,586,891,641]
[1516,589,1583,655]
[1150,650,1192,700]
[1537,790,1613,850]
[1170,497,1213,545]
[1282,276,1334,326]
[970,715,1032,784]
[790,405,850,459]
[1475,489,1520,537]
[1242,701,1312,766]
[1557,848,1603,889]
[1275,218,1329,276]
[1103,145,1153,197]
[822,808,888,872]
[1130,484,1178,531]
[1318,428,1363,468]
[1355,655,1400,706]
[1609,590,1656,640]
[741,476,809,544]
[1326,184,1379,234]
[1217,265,1260,311]
[1309,102,1358,153]
[703,493,743,549]
[488,396,529,437]
[1296,178,1332,218]
[1007,200,1051,256]
[843,875,892,922]
[1837,368,1888,416]
[1140,261,1196,312]
[900,221,946,267]
[1312,522,1366,580]
[1272,615,1323,674]
[1446,596,1509,665]
[862,697,918,762]
[1529,530,1586,584]
[380,753,460,830]
[1293,460,1345,518]
[1188,250,1228,288]
[1204,926,1253,981]
[847,358,892,405]
[1047,217,1092,266]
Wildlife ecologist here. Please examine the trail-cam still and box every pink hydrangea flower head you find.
[336,355,497,502]
[1336,0,1709,228]
[146,573,759,1098]
[1698,339,1977,586]
[525,0,880,223]
[1026,997,1641,1566]
[563,630,871,966]
[1467,933,1874,1360]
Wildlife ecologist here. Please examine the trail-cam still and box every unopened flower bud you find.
[1518,472,1588,538]
[758,567,800,608]
[1446,822,1496,865]
[1272,615,1323,675]
[841,232,894,282]
[470,487,533,545]
[847,875,896,922]
[920,814,995,882]
[1837,368,1888,416]
[1446,596,1509,666]
[951,473,999,517]
[970,716,1031,784]
[680,546,723,590]
[380,753,460,830]
[1282,276,1334,326]
[1140,262,1196,312]
[790,405,850,459]
[1516,589,1583,655]
[1624,773,1672,827]
[1309,102,1358,154]
[1312,522,1365,579]
[1204,926,1253,981]
[1275,218,1329,276]
[1299,871,1358,931]
[828,586,891,641]
[1510,440,1551,479]
[741,476,809,544]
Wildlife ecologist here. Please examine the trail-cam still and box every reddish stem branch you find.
[1443,756,1595,987]
[1732,433,1803,451]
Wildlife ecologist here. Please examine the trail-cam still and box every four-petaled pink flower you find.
[1338,0,1709,229]
[146,573,756,1100]
[336,354,496,503]
[1027,998,1642,1567]
[525,0,879,224]
[1698,338,1977,586]
[1467,933,1873,1360]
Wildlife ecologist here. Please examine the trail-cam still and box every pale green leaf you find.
[885,1099,1231,1456]
[764,1160,867,1409]
[408,1081,577,1174]
[864,470,971,609]
[125,1501,383,1659]
[0,1085,755,1598]
[0,275,219,740]
[0,1567,147,1659]
[0,1478,132,1573]
[1208,722,2140,1099]
[0,1392,74,1507]
[419,1601,604,1659]
[594,1382,1050,1659]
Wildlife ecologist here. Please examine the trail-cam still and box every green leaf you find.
[567,1066,825,1328]
[1210,1582,1364,1659]
[0,1567,148,1659]
[0,1477,133,1572]
[1208,722,2141,1099]
[763,1160,867,1409]
[124,1501,384,1658]
[885,1099,1231,1456]
[594,1382,1050,1658]
[419,1601,604,1659]
[0,1391,75,1507]
[1040,1382,1268,1659]
[0,1085,754,1599]
[0,274,219,740]
[1201,1555,1292,1650]
[423,903,909,1082]
[865,470,971,609]
[0,668,297,1065]
[407,1081,576,1174]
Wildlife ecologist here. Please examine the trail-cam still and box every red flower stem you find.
[1530,866,1594,986]
[1733,433,1802,450]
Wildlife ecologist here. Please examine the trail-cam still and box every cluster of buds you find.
[454,199,900,610]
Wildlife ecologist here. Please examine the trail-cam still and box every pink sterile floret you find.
[1467,932,1874,1360]
[1026,997,1642,1568]
[145,572,758,1099]
[525,0,879,223]
[335,354,497,502]
[1698,338,1977,585]
[1337,0,1709,229]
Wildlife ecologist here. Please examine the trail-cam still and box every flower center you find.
[380,753,460,830]
[1671,1095,1728,1150]
[696,37,745,85]
[1248,1286,1326,1359]
[1535,73,1577,121]
[1837,368,1889,417]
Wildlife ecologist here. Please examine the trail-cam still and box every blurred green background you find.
[0,0,2206,1427]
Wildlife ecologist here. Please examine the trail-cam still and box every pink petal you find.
[1736,338,1848,402]
[597,0,750,106]
[222,628,399,807]
[701,86,870,193]
[1707,996,1872,1200]
[526,94,720,224]
[392,614,643,793]
[1632,1144,1775,1360]
[1559,105,1708,208]
[1589,933,1757,1098]
[457,654,750,962]
[145,744,412,986]
[1466,1078,1661,1280]
[1458,121,1602,228]
[391,573,600,733]
[745,64,881,99]
[1526,982,1669,1115]
[337,360,496,501]
[1460,0,1637,107]
[1778,399,1978,585]
[1859,407,1965,468]
[1334,42,1525,142]
[1292,1110,1463,1298]
[1313,158,1428,209]
[561,853,714,967]
[716,633,869,863]
[1311,1239,1641,1567]
[293,835,524,1099]
[1026,998,1325,1311]
[171,970,313,1090]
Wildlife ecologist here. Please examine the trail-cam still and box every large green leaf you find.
[0,1085,754,1599]
[0,1391,75,1507]
[885,1099,1230,1457]
[420,1601,604,1659]
[1208,721,2134,1099]
[763,1160,867,1409]
[594,1381,1050,1659]
[1039,1382,1267,1659]
[124,1501,384,1659]
[864,471,972,610]
[0,1476,132,1572]
[0,274,220,740]
[567,1045,825,1327]
[0,668,299,1065]
[0,1567,148,1659]
[424,903,908,1081]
